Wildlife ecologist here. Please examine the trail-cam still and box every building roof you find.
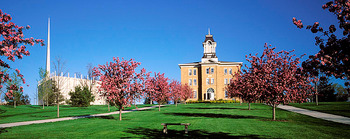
[204,35,215,42]
[178,61,242,68]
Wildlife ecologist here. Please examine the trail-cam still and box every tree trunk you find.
[272,104,276,121]
[150,99,153,105]
[184,100,187,105]
[14,99,16,108]
[119,108,122,121]
[158,104,160,111]
[57,97,60,118]
[240,97,242,105]
[108,104,110,112]
[248,102,251,110]
[42,99,45,109]
[175,101,177,107]
[46,95,48,107]
[315,82,318,106]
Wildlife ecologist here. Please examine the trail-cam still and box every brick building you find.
[178,30,242,101]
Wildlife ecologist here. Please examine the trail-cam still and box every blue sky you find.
[1,0,344,104]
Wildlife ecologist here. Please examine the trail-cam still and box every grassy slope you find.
[289,102,350,117]
[1,103,349,138]
[0,104,152,124]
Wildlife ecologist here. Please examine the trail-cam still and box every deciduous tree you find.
[227,70,261,110]
[293,0,350,91]
[181,83,192,104]
[1,9,44,100]
[92,57,147,120]
[236,44,313,120]
[4,72,23,108]
[169,80,181,106]
[38,67,53,109]
[148,72,170,111]
[52,56,67,117]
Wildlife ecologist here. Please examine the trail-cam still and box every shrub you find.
[68,86,94,107]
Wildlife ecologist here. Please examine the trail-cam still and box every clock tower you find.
[201,28,218,63]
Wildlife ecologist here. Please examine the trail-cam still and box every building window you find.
[194,79,197,86]
[225,90,228,98]
[206,78,209,85]
[189,69,192,76]
[229,78,232,84]
[224,68,227,75]
[229,68,232,75]
[193,90,197,98]
[189,79,192,86]
[206,68,209,74]
[211,68,214,74]
[194,69,197,75]
[211,78,214,84]
[225,78,228,85]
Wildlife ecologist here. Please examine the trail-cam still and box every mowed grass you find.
[1,103,349,138]
[0,104,152,124]
[289,102,350,117]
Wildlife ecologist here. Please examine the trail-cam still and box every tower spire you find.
[46,18,50,77]
[208,28,210,35]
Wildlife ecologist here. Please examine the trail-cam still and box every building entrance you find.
[205,88,215,100]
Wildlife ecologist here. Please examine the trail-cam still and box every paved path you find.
[0,105,162,128]
[278,105,350,125]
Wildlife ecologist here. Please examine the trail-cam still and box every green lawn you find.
[0,104,152,124]
[1,103,349,138]
[289,102,350,118]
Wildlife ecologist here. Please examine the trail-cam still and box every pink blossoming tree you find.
[230,44,313,120]
[293,0,350,91]
[169,80,181,106]
[92,57,147,121]
[149,72,170,111]
[0,9,44,99]
[227,70,261,110]
[181,83,192,104]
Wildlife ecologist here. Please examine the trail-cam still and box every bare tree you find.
[52,56,68,118]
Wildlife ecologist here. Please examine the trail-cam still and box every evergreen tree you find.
[68,86,94,107]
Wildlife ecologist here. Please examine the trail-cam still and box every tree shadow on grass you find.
[164,113,261,119]
[0,109,6,114]
[187,107,239,110]
[86,115,115,120]
[0,128,9,135]
[124,127,266,139]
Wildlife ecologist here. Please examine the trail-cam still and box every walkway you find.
[277,105,350,125]
[0,105,162,128]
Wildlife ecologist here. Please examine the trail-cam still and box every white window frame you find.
[194,79,197,86]
[225,78,228,85]
[206,78,209,85]
[193,69,197,75]
[229,68,232,75]
[193,90,197,99]
[224,68,227,75]
[189,79,192,86]
[211,78,214,84]
[211,68,214,74]
[189,69,192,76]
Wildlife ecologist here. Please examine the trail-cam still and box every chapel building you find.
[178,30,242,101]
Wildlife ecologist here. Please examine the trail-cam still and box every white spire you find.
[208,28,210,35]
[46,18,50,77]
